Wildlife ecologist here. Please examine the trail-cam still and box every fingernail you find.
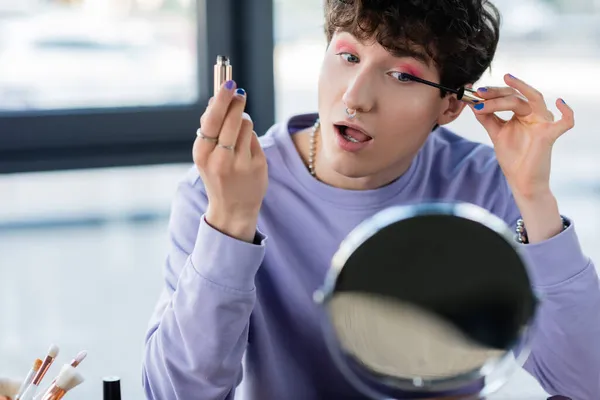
[225,80,235,90]
[236,88,246,97]
[561,98,567,105]
[477,87,488,92]
[509,74,517,79]
[474,103,485,110]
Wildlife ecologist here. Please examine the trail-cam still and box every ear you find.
[436,92,468,126]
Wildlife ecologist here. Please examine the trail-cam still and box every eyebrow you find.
[388,47,432,68]
[338,29,432,68]
[336,30,433,68]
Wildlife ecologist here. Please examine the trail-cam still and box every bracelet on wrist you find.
[515,216,569,244]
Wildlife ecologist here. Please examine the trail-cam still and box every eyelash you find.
[337,52,413,83]
[390,72,412,82]
[338,52,359,64]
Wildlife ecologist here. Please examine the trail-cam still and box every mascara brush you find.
[68,351,87,368]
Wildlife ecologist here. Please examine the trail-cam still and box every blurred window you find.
[0,0,198,111]
[0,0,275,174]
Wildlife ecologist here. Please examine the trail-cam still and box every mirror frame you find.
[313,202,540,399]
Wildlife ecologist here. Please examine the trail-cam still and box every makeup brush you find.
[68,351,87,368]
[0,377,22,399]
[38,366,84,400]
[36,350,87,399]
[19,344,59,400]
[14,359,43,400]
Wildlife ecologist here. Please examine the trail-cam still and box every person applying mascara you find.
[142,1,600,399]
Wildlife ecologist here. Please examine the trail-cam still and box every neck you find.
[314,152,413,191]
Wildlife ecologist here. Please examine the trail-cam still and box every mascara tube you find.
[458,87,485,104]
[214,55,233,96]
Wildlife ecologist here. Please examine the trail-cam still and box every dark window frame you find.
[0,0,275,174]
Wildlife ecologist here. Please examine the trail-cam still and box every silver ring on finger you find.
[196,128,218,142]
[216,143,235,151]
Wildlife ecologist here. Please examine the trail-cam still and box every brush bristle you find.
[75,350,87,364]
[63,372,84,392]
[33,358,43,370]
[55,366,77,389]
[48,344,60,358]
[0,378,21,397]
[59,363,73,375]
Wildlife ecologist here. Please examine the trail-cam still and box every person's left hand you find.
[469,73,574,200]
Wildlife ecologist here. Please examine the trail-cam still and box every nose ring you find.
[345,107,357,119]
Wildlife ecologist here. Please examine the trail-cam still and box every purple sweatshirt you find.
[142,113,600,400]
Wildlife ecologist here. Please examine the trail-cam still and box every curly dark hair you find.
[324,0,501,96]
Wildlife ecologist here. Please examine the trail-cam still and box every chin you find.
[332,163,367,178]
[322,147,368,178]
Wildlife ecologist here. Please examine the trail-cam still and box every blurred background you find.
[1,0,599,399]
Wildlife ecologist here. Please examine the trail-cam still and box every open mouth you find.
[335,124,373,143]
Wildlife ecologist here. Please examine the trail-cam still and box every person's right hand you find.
[194,80,268,243]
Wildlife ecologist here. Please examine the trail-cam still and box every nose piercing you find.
[345,107,357,119]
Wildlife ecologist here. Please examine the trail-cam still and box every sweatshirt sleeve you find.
[142,169,267,400]
[497,188,600,399]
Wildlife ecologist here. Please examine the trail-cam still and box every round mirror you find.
[314,202,539,399]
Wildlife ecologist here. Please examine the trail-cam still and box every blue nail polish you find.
[474,103,484,110]
[561,98,567,105]
[236,88,246,96]
[509,74,516,79]
[478,87,488,92]
[225,80,234,90]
